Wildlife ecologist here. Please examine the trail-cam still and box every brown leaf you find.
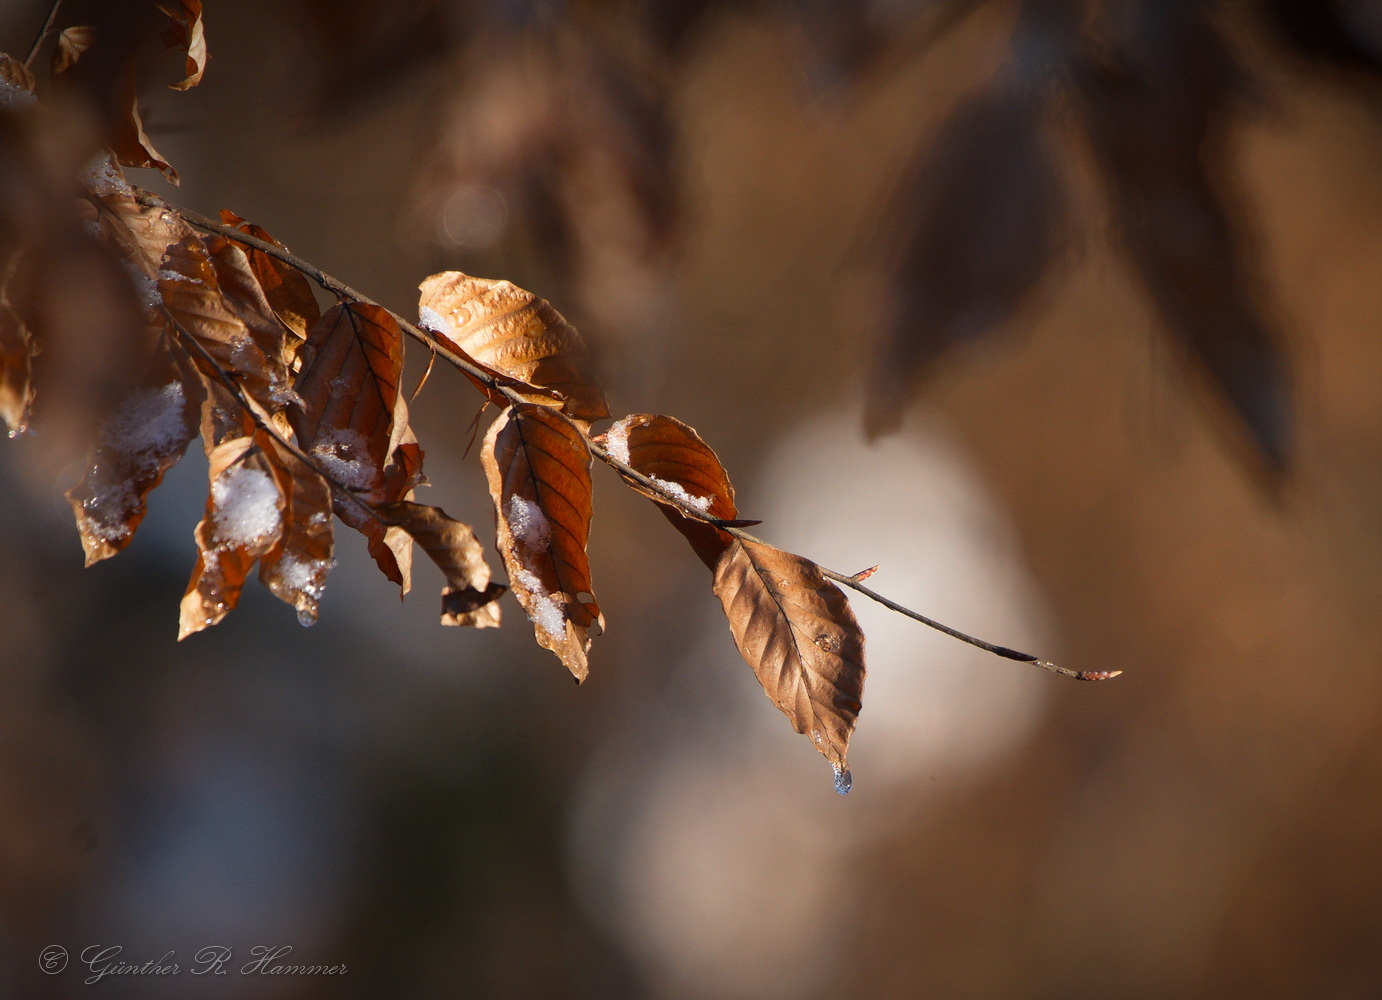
[377,500,504,628]
[218,210,321,348]
[418,271,609,423]
[65,339,203,565]
[869,86,1065,438]
[0,294,36,437]
[482,404,602,680]
[201,233,295,382]
[712,538,865,775]
[258,436,335,627]
[291,300,415,591]
[179,432,286,639]
[52,27,97,75]
[597,413,737,570]
[0,53,36,95]
[110,75,178,185]
[159,0,207,90]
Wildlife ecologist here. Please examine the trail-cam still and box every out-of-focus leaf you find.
[65,339,202,565]
[52,27,97,75]
[0,292,36,437]
[291,300,416,591]
[1077,8,1292,472]
[596,413,737,570]
[159,0,207,90]
[0,53,36,95]
[219,210,321,348]
[258,436,335,627]
[418,271,610,423]
[482,404,602,681]
[179,432,285,639]
[377,500,504,628]
[712,537,865,773]
[868,86,1065,437]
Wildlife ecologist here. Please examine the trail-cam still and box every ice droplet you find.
[296,607,317,628]
[832,764,852,795]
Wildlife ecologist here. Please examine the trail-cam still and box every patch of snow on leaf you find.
[124,262,162,312]
[507,494,551,549]
[82,151,130,195]
[651,476,712,513]
[212,465,281,547]
[418,306,451,335]
[310,428,376,491]
[514,566,566,640]
[102,383,188,466]
[605,420,631,464]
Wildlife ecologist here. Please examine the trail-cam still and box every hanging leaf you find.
[219,210,321,347]
[179,432,285,639]
[258,437,335,627]
[201,233,295,388]
[159,0,207,91]
[712,537,865,775]
[65,339,203,565]
[482,404,602,680]
[597,413,738,570]
[0,53,36,96]
[417,271,610,423]
[377,500,504,628]
[110,76,179,185]
[291,300,416,591]
[51,27,96,75]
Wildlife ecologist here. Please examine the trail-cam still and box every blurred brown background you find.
[4,0,1382,996]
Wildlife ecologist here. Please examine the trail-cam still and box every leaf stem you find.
[24,0,62,69]
[162,196,1118,682]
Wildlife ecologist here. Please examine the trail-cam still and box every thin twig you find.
[159,196,1119,682]
[24,0,62,69]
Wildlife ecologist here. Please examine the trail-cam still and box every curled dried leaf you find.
[377,500,503,628]
[65,340,202,565]
[52,27,96,75]
[0,53,36,95]
[712,538,865,772]
[179,432,285,639]
[418,271,609,423]
[597,413,738,570]
[219,210,320,348]
[482,404,602,680]
[110,76,178,184]
[159,0,207,90]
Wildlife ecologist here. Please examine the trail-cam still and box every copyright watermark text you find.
[40,945,346,983]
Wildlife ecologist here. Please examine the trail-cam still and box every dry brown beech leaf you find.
[482,404,602,680]
[291,300,415,592]
[65,338,202,565]
[0,53,36,94]
[159,0,207,91]
[597,413,738,570]
[157,233,284,410]
[110,76,178,185]
[179,431,285,640]
[201,233,296,382]
[0,292,36,437]
[51,26,96,75]
[218,210,320,350]
[713,537,865,777]
[258,436,334,627]
[417,271,610,423]
[377,500,504,628]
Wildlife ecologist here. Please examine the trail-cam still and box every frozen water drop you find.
[832,764,852,795]
[297,607,317,628]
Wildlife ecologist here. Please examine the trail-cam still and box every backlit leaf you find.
[219,210,321,348]
[712,538,865,773]
[377,500,504,628]
[52,27,96,75]
[159,0,207,91]
[482,404,602,680]
[258,436,335,627]
[418,271,609,423]
[597,413,737,570]
[65,339,202,565]
[291,300,415,591]
[179,432,285,639]
[0,293,36,437]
